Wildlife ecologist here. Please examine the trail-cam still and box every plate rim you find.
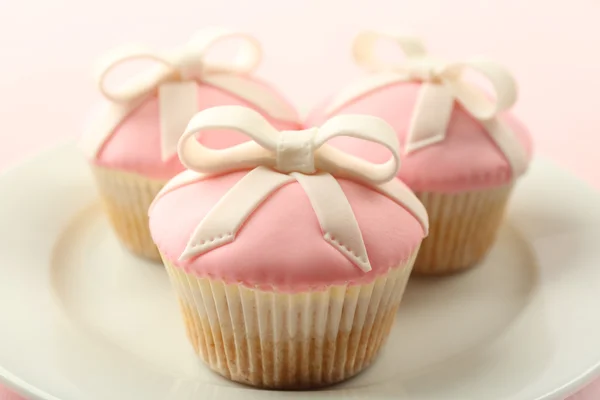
[0,142,74,400]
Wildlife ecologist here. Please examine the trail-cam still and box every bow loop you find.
[178,105,280,175]
[314,114,401,184]
[443,59,518,120]
[96,48,179,104]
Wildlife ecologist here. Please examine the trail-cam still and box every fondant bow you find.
[170,105,428,272]
[93,27,298,161]
[325,31,528,175]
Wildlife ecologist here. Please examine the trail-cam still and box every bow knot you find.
[406,58,440,82]
[172,105,429,272]
[275,129,317,174]
[406,60,435,82]
[172,51,206,81]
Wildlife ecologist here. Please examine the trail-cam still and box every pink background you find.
[0,0,598,398]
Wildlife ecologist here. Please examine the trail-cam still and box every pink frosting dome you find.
[90,80,300,181]
[149,171,425,292]
[306,82,533,193]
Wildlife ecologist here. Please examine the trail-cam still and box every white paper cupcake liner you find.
[92,165,166,261]
[413,184,513,274]
[163,248,418,389]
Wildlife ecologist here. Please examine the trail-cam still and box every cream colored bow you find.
[94,27,298,161]
[326,31,528,175]
[166,105,428,272]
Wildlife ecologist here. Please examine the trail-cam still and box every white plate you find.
[0,144,599,400]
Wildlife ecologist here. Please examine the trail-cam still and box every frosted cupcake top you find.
[80,28,301,180]
[149,106,429,291]
[307,31,533,193]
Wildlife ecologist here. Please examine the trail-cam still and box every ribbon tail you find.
[180,167,295,261]
[405,83,455,154]
[202,74,300,124]
[480,119,529,177]
[158,81,200,161]
[292,172,372,272]
[323,72,407,117]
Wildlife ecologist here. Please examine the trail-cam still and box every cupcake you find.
[80,28,300,260]
[307,31,532,275]
[149,106,428,388]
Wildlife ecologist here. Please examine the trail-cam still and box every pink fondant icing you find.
[306,82,533,193]
[149,171,424,292]
[92,79,300,181]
